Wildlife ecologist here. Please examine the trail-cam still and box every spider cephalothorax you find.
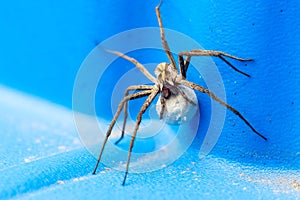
[93,0,267,185]
[155,62,178,99]
[155,62,178,84]
[155,62,198,123]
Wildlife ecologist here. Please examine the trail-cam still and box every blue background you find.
[0,0,299,199]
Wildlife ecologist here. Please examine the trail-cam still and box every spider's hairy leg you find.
[181,80,267,141]
[115,85,154,145]
[179,50,253,77]
[122,86,160,185]
[92,90,152,175]
[105,49,156,83]
[155,0,177,71]
[178,54,191,79]
[159,96,166,119]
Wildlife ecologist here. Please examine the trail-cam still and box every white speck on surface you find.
[232,181,239,186]
[35,139,41,144]
[73,178,79,182]
[57,180,65,185]
[71,177,87,182]
[58,146,66,150]
[24,156,36,163]
[291,180,300,190]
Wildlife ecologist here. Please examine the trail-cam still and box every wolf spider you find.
[93,0,267,185]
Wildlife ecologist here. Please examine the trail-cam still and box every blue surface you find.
[0,0,299,199]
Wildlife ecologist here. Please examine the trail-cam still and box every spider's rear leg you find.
[93,90,152,175]
[115,85,154,145]
[181,79,267,141]
[178,50,253,78]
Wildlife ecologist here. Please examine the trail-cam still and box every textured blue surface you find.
[0,0,299,199]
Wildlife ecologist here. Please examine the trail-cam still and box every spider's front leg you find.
[155,0,177,71]
[123,86,159,185]
[115,85,154,145]
[105,49,156,83]
[93,90,152,175]
[178,50,253,79]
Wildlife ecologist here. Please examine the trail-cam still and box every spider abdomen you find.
[156,84,198,125]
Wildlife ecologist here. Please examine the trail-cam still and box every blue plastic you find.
[0,0,299,199]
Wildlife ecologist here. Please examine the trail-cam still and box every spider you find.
[93,0,267,185]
